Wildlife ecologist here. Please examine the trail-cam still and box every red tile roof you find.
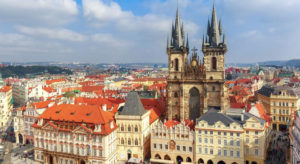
[0,86,11,92]
[81,85,104,92]
[164,120,180,129]
[42,86,55,93]
[46,79,66,85]
[32,100,55,109]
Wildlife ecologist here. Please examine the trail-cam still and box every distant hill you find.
[0,66,72,78]
[259,59,300,67]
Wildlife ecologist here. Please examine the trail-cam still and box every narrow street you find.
[266,131,290,164]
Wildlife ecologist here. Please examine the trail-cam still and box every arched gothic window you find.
[128,139,131,145]
[135,139,138,145]
[128,125,131,132]
[135,125,138,132]
[175,58,179,71]
[212,57,217,70]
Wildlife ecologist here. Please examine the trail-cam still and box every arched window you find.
[128,125,131,132]
[212,86,215,91]
[174,92,178,97]
[212,57,217,70]
[135,139,138,145]
[128,139,131,145]
[135,125,138,132]
[121,138,124,144]
[121,125,124,131]
[175,58,179,71]
[210,76,213,80]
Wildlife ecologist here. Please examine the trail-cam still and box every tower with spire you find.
[166,1,229,122]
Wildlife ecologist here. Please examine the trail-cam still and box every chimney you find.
[102,104,107,111]
[241,109,245,121]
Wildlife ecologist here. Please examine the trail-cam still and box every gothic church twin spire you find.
[167,7,189,52]
[204,1,226,47]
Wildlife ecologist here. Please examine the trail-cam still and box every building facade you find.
[115,92,151,162]
[166,4,228,121]
[257,86,298,131]
[0,86,13,128]
[12,81,29,107]
[195,109,271,164]
[290,111,300,164]
[150,120,194,164]
[32,104,118,164]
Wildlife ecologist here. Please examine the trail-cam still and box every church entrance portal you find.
[189,87,200,120]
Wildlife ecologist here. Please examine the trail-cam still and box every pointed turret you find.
[210,0,220,46]
[186,34,189,52]
[219,19,222,35]
[168,6,186,51]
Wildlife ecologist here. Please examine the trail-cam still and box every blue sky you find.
[0,0,300,63]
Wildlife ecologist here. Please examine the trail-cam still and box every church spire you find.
[186,34,189,52]
[168,5,186,51]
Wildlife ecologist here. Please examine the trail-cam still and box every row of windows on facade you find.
[153,143,192,152]
[273,102,295,107]
[153,133,191,139]
[120,138,139,146]
[198,138,243,146]
[198,130,260,135]
[120,125,139,132]
[171,57,218,71]
[37,132,102,143]
[198,148,242,157]
[272,116,290,122]
[36,141,104,156]
[272,109,291,115]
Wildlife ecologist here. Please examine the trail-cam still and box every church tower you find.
[166,2,228,122]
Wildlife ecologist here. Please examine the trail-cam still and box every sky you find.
[0,0,300,64]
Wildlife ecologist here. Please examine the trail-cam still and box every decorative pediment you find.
[72,124,92,134]
[41,121,58,131]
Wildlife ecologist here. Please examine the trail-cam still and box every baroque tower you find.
[166,3,228,122]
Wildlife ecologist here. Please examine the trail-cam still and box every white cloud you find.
[16,26,87,42]
[0,0,78,26]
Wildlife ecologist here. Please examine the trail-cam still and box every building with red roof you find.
[32,104,118,164]
[0,85,12,130]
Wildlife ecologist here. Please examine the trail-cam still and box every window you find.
[210,131,213,135]
[198,147,202,153]
[205,131,207,134]
[255,149,259,156]
[128,139,131,145]
[273,109,276,114]
[165,145,168,150]
[154,144,156,149]
[230,140,234,146]
[135,139,138,145]
[204,138,208,143]
[230,150,234,157]
[218,149,221,156]
[210,138,213,144]
[224,150,227,156]
[246,147,249,155]
[93,136,96,142]
[205,148,208,154]
[198,137,202,143]
[128,125,131,132]
[121,125,124,131]
[175,58,179,71]
[230,132,233,136]
[237,151,240,157]
[237,141,240,146]
[224,132,227,136]
[218,139,221,145]
[174,92,178,97]
[210,149,213,154]
[218,132,221,135]
[81,135,84,141]
[255,131,258,135]
[255,139,258,144]
[246,131,249,134]
[99,150,102,157]
[224,140,227,146]
[189,147,192,152]
[237,133,240,137]
[135,125,138,132]
[183,146,186,151]
[198,130,201,134]
[159,144,162,149]
[212,57,217,70]
[246,138,249,144]
[177,145,180,151]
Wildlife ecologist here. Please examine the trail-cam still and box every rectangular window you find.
[159,144,162,149]
[218,149,221,156]
[237,151,240,157]
[230,150,234,157]
[210,138,213,144]
[154,144,156,149]
[237,133,240,137]
[255,139,258,144]
[230,140,234,146]
[99,150,102,157]
[165,145,168,150]
[224,140,227,146]
[246,147,249,155]
[198,130,201,134]
[199,137,202,143]
[224,132,227,136]
[205,148,208,154]
[246,138,249,144]
[210,131,213,135]
[183,146,186,151]
[218,139,221,145]
[204,138,208,143]
[218,132,221,135]
[177,146,180,151]
[255,131,258,135]
[205,131,207,134]
[230,132,233,136]
[210,149,213,155]
[198,147,202,153]
[255,149,259,156]
[224,150,227,156]
[237,141,240,146]
[189,147,192,152]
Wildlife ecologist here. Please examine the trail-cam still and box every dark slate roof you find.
[196,109,236,126]
[258,85,296,97]
[227,112,265,126]
[257,86,274,97]
[118,92,147,116]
